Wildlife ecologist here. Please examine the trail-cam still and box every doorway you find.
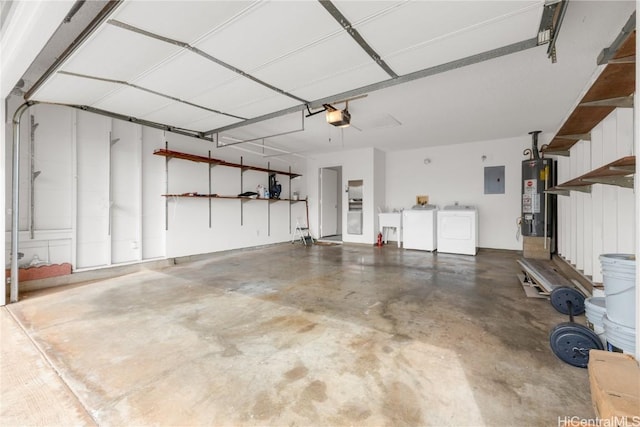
[319,166,342,240]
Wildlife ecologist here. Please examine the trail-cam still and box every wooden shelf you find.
[546,156,635,195]
[158,147,304,234]
[163,194,243,199]
[544,30,635,155]
[162,194,306,203]
[154,149,301,178]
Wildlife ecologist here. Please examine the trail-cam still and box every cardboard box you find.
[523,236,551,260]
[588,350,640,424]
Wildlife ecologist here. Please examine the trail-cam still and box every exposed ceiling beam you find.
[107,19,309,105]
[318,0,398,78]
[48,102,214,141]
[205,37,539,136]
[57,70,247,120]
[215,111,306,148]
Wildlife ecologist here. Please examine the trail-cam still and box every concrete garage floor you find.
[1,243,594,426]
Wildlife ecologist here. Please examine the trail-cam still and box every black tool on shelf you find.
[269,173,281,199]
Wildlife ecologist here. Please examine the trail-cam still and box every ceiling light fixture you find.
[325,102,351,128]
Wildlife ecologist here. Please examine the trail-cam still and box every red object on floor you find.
[5,263,72,282]
[377,232,383,247]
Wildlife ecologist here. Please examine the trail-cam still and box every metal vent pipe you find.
[529,130,542,160]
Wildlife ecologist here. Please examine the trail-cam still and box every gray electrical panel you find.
[484,166,505,194]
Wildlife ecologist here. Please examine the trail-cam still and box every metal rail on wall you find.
[214,110,306,149]
[10,102,38,303]
[29,115,40,240]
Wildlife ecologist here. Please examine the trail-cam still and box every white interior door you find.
[320,168,338,237]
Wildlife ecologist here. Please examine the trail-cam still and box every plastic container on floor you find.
[599,254,636,328]
[603,314,636,355]
[585,297,607,347]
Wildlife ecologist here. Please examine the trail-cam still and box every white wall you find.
[162,133,307,258]
[386,135,534,250]
[141,127,166,259]
[1,90,4,306]
[110,120,142,264]
[4,104,74,268]
[557,108,635,283]
[635,39,639,358]
[373,149,386,239]
[2,1,76,304]
[76,110,110,268]
[5,105,307,270]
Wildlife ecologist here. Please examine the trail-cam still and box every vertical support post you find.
[208,150,212,228]
[544,162,549,249]
[108,130,113,238]
[107,126,119,267]
[305,199,310,241]
[136,125,143,262]
[240,156,244,226]
[289,166,292,234]
[634,44,639,358]
[11,102,35,303]
[268,161,271,237]
[71,110,78,271]
[29,114,39,240]
[164,138,169,231]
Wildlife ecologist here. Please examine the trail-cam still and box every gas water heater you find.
[521,131,556,240]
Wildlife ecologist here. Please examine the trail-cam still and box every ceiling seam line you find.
[345,1,408,28]
[216,111,305,148]
[57,70,247,120]
[106,19,310,105]
[382,2,543,61]
[317,0,398,79]
[204,37,539,136]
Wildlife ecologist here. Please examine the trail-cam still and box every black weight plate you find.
[550,286,585,315]
[549,322,604,368]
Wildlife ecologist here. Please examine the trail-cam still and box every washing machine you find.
[402,205,437,251]
[437,205,478,255]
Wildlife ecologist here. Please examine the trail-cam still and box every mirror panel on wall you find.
[347,179,363,235]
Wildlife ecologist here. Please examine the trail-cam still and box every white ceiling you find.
[28,0,636,159]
